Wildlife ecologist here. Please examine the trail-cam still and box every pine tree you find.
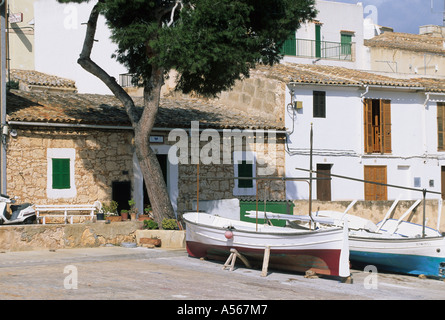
[56,0,317,224]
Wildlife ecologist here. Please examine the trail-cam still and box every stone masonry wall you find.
[6,126,286,216]
[216,70,286,123]
[6,127,135,205]
[176,134,287,214]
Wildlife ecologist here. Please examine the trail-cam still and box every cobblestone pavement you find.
[0,246,444,301]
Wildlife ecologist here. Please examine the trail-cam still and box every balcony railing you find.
[281,38,353,61]
[119,73,141,88]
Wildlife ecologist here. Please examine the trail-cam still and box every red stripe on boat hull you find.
[186,240,342,276]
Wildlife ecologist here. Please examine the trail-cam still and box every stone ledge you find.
[0,221,143,252]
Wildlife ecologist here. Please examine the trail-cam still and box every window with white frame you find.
[233,151,256,196]
[47,148,77,199]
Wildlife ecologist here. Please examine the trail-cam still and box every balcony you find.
[119,73,137,88]
[281,38,354,61]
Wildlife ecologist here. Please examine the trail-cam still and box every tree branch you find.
[166,1,182,27]
[78,3,140,126]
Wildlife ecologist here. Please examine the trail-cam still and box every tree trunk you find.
[134,70,175,223]
[78,3,175,224]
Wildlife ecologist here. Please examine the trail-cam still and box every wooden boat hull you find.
[183,212,350,277]
[349,235,445,278]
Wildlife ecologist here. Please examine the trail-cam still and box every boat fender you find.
[225,230,234,240]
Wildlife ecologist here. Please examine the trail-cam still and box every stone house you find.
[5,70,287,219]
[365,26,445,77]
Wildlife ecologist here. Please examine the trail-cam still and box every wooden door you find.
[364,166,387,201]
[317,164,332,201]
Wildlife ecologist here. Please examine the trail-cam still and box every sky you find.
[326,0,445,34]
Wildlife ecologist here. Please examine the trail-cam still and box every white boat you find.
[314,208,445,279]
[248,207,445,278]
[183,211,350,278]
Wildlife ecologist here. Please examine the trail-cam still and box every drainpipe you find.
[423,93,430,156]
[0,0,6,195]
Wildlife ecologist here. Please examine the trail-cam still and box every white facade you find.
[285,84,445,202]
[282,0,366,70]
[34,0,127,94]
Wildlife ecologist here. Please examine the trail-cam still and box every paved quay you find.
[0,246,444,301]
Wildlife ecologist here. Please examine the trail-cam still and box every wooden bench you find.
[35,201,102,225]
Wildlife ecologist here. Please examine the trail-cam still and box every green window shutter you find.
[313,91,326,118]
[238,161,253,188]
[52,158,70,189]
[280,36,296,56]
[341,34,352,56]
[315,24,322,58]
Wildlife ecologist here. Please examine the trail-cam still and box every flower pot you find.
[138,215,151,221]
[121,212,129,221]
[130,213,137,221]
[97,213,105,221]
[107,216,122,222]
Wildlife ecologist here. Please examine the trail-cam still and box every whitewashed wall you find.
[283,0,366,69]
[285,84,445,201]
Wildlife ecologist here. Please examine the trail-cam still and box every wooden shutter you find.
[280,33,296,56]
[238,161,253,188]
[438,103,445,151]
[52,159,70,189]
[381,100,392,154]
[364,166,387,201]
[341,34,352,56]
[364,99,373,153]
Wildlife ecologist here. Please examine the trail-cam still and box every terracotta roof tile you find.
[6,90,284,131]
[10,69,77,90]
[365,32,445,55]
[255,63,423,88]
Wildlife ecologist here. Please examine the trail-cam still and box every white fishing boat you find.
[312,201,445,279]
[183,211,350,278]
[288,126,445,278]
[250,208,445,278]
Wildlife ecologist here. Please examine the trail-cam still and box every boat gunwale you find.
[183,212,344,237]
[350,234,445,243]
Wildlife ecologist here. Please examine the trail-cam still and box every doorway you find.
[317,164,332,201]
[112,181,131,213]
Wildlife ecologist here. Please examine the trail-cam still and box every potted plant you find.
[143,219,158,230]
[96,208,105,221]
[120,209,129,221]
[128,199,138,221]
[162,218,178,230]
[101,201,122,222]
[138,204,152,221]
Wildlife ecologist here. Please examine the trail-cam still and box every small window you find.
[52,158,71,189]
[47,148,76,199]
[238,160,253,188]
[233,151,256,196]
[313,91,326,118]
